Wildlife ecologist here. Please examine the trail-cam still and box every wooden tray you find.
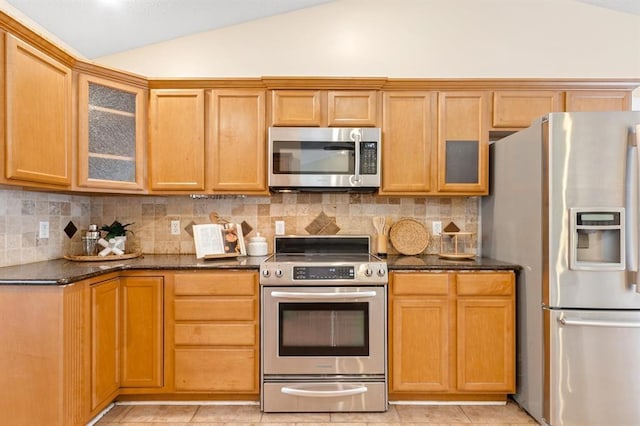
[64,250,142,262]
[203,253,240,260]
[438,253,476,260]
[389,218,430,255]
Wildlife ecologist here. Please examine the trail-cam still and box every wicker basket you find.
[389,218,430,255]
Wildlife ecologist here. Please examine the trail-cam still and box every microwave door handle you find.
[351,129,362,183]
[270,290,378,299]
[625,125,640,291]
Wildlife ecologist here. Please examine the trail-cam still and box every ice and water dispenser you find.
[569,208,625,270]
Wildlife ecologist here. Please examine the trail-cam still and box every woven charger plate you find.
[389,218,430,255]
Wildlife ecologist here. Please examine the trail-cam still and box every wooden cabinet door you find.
[456,272,515,393]
[390,297,450,392]
[380,91,437,194]
[208,89,267,194]
[148,89,205,192]
[492,90,562,128]
[456,298,515,392]
[389,272,452,394]
[91,278,120,411]
[437,91,490,195]
[120,276,164,389]
[270,90,322,126]
[77,74,146,191]
[565,90,631,112]
[327,90,379,127]
[4,34,72,187]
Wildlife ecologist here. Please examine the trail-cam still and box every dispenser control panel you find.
[569,207,625,271]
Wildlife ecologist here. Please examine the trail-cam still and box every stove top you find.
[260,235,387,286]
[266,253,380,263]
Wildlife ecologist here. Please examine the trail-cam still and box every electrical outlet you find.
[39,221,50,239]
[432,221,442,236]
[170,220,181,235]
[275,220,285,235]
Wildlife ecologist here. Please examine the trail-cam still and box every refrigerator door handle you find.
[625,124,640,291]
[559,315,640,328]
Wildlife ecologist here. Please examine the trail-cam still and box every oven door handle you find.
[281,385,368,398]
[270,290,377,299]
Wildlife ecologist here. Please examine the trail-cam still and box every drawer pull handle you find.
[281,385,368,398]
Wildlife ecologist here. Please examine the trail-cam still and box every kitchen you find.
[0,0,638,425]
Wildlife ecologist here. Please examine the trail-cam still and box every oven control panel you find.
[260,262,387,285]
[293,266,354,280]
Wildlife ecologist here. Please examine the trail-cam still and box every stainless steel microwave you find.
[268,127,381,192]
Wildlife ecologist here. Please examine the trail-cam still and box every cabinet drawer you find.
[456,273,514,296]
[174,299,255,321]
[174,348,257,392]
[392,273,449,295]
[175,323,256,346]
[174,272,256,296]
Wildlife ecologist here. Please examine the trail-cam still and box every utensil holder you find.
[376,234,387,256]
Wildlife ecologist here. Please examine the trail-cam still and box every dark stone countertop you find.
[0,254,520,286]
[0,254,268,286]
[385,254,520,271]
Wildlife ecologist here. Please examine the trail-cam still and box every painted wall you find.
[95,0,640,79]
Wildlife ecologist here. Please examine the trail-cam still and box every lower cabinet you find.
[91,277,121,412]
[0,280,89,425]
[389,270,515,400]
[90,274,164,415]
[119,275,164,390]
[169,271,259,395]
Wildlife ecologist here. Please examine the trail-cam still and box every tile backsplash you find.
[0,187,479,267]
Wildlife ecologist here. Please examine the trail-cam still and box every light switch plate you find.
[39,221,50,239]
[432,221,442,236]
[275,220,285,235]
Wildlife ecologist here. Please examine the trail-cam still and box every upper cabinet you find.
[492,90,562,129]
[270,90,379,127]
[493,89,632,130]
[77,74,146,191]
[3,34,72,187]
[565,90,631,112]
[437,91,490,195]
[148,89,206,192]
[381,91,437,194]
[208,89,268,194]
[381,90,489,196]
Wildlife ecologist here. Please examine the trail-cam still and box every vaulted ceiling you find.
[4,0,639,60]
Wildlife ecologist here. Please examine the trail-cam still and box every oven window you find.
[278,302,369,356]
[272,141,355,174]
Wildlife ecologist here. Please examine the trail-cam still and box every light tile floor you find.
[94,400,539,425]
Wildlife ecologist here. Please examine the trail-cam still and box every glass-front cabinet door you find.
[77,74,146,191]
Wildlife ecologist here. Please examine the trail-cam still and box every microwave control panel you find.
[360,142,378,174]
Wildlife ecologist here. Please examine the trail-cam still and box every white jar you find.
[247,233,268,256]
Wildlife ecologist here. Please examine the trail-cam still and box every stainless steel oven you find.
[260,236,388,413]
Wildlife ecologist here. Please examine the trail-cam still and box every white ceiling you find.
[4,0,639,60]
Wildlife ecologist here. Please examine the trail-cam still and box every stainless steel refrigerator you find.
[482,111,640,426]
